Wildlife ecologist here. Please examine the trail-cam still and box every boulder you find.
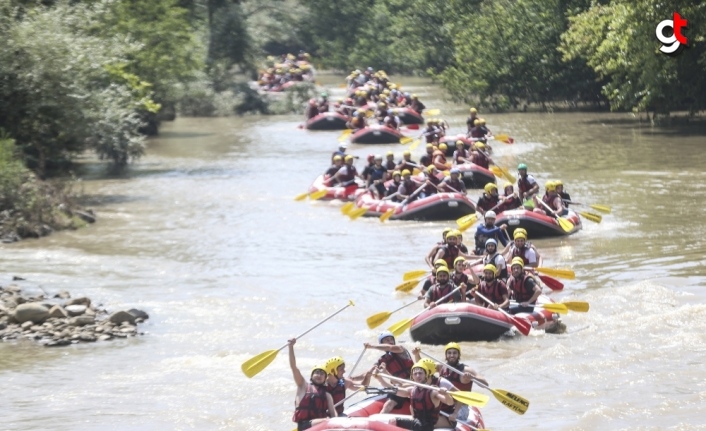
[13,303,50,324]
[69,316,95,327]
[65,305,87,316]
[109,310,136,325]
[128,309,149,320]
[53,290,71,300]
[48,305,69,319]
[74,210,96,224]
[66,297,91,307]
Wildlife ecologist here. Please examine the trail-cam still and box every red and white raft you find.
[308,175,361,201]
[350,125,405,144]
[494,209,582,238]
[409,295,561,344]
[305,112,350,130]
[453,163,496,189]
[354,191,476,221]
[391,107,424,125]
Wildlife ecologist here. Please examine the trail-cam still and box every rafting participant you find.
[470,264,510,310]
[473,211,508,255]
[451,257,480,299]
[420,144,435,167]
[383,151,396,171]
[507,257,542,315]
[395,150,417,173]
[419,259,450,299]
[323,356,374,416]
[470,142,491,169]
[434,230,478,268]
[481,238,508,281]
[517,163,539,205]
[533,180,567,216]
[555,179,572,207]
[440,168,466,194]
[438,342,487,425]
[384,111,402,130]
[425,266,464,308]
[384,170,403,202]
[398,169,422,203]
[367,155,388,199]
[504,230,539,268]
[497,182,522,212]
[424,120,441,144]
[365,331,415,414]
[476,183,500,215]
[423,165,443,197]
[410,94,426,114]
[425,229,452,268]
[323,156,343,186]
[306,99,319,120]
[468,119,485,141]
[333,155,362,189]
[452,140,471,165]
[478,118,491,139]
[432,144,449,170]
[331,143,347,163]
[288,338,337,429]
[466,108,478,133]
[374,360,453,431]
[360,154,376,182]
[318,92,330,113]
[375,102,390,125]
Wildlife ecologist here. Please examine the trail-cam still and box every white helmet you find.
[485,211,496,219]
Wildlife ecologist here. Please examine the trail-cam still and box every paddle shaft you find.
[347,347,367,378]
[399,286,462,324]
[391,299,422,314]
[334,386,364,408]
[473,291,529,336]
[377,373,448,393]
[280,301,354,352]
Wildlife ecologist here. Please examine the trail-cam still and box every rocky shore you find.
[0,283,148,347]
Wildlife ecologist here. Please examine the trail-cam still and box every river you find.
[1,75,705,430]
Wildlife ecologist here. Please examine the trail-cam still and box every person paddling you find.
[476,183,500,215]
[517,163,539,206]
[365,331,414,414]
[425,266,463,308]
[473,211,508,255]
[436,343,487,425]
[289,338,336,430]
[470,265,510,311]
[323,356,374,416]
[533,180,567,217]
[507,257,542,315]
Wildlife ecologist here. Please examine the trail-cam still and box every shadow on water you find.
[580,116,706,136]
[157,131,216,140]
[78,194,149,207]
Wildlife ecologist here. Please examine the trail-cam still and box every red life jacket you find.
[472,152,489,169]
[477,194,499,212]
[429,282,459,304]
[440,244,459,267]
[292,383,329,422]
[410,387,440,424]
[377,349,413,379]
[508,274,535,303]
[440,363,473,392]
[511,246,530,265]
[517,175,535,196]
[326,378,346,415]
[479,279,508,306]
[339,165,357,183]
[444,178,464,193]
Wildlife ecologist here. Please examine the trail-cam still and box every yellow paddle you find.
[456,213,478,227]
[366,299,421,329]
[409,139,422,150]
[241,300,355,378]
[511,301,568,315]
[375,373,488,407]
[535,267,575,280]
[348,207,367,220]
[395,278,422,293]
[341,202,355,215]
[561,300,590,312]
[379,208,395,222]
[578,211,602,223]
[400,136,414,145]
[490,166,503,178]
[294,189,328,201]
[421,350,530,415]
[537,199,574,233]
[337,129,353,142]
[493,134,515,144]
[387,286,462,336]
[457,220,475,233]
[497,165,516,183]
[425,109,441,116]
[403,269,429,281]
[565,201,611,214]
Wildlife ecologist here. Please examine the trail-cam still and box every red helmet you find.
[367,154,375,163]
[309,99,316,105]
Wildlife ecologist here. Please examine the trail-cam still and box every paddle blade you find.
[510,315,532,336]
[579,211,602,223]
[562,301,589,312]
[450,390,489,407]
[425,109,441,116]
[494,134,515,144]
[404,124,420,130]
[556,216,574,233]
[294,192,309,201]
[538,303,568,314]
[409,139,421,150]
[241,349,279,378]
[499,166,516,183]
[536,267,575,280]
[590,204,611,214]
[341,202,355,215]
[337,129,353,142]
[403,270,428,281]
[387,317,414,337]
[366,311,392,329]
[456,213,478,227]
[309,189,328,200]
[395,278,421,292]
[458,220,474,233]
[400,136,414,145]
[380,208,395,222]
[538,274,564,291]
[491,388,530,415]
[490,166,503,178]
[348,207,367,220]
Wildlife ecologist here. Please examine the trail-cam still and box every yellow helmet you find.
[434,259,448,267]
[392,170,401,177]
[345,155,354,162]
[386,151,394,156]
[470,107,478,113]
[515,228,527,236]
[401,169,412,176]
[324,356,345,375]
[555,179,563,187]
[419,358,437,376]
[545,180,557,191]
[503,181,513,190]
[436,266,450,275]
[403,150,411,156]
[514,231,527,240]
[311,364,327,377]
[412,360,434,377]
[445,230,458,239]
[439,143,448,151]
[483,264,498,275]
[510,257,525,269]
[474,142,485,149]
[378,102,386,107]
[453,256,466,266]
[479,118,486,124]
[473,119,480,125]
[445,342,461,355]
[333,155,342,161]
[426,143,434,149]
[442,227,453,235]
[484,183,498,194]
[426,165,436,174]
[455,140,464,147]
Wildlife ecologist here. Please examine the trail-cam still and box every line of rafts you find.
[305,107,423,144]
[304,172,583,238]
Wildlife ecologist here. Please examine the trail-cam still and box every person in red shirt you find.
[470,264,510,311]
[289,338,336,430]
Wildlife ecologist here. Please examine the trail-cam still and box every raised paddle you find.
[510,301,568,315]
[578,211,602,223]
[241,300,355,378]
[403,269,429,281]
[395,278,422,293]
[473,291,531,336]
[375,373,489,407]
[420,350,530,415]
[387,286,463,337]
[490,165,504,178]
[537,199,574,233]
[535,266,575,280]
[341,202,355,215]
[366,299,422,329]
[439,411,490,431]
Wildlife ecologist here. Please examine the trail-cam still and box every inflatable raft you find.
[494,209,582,238]
[350,125,405,144]
[305,112,349,130]
[308,175,361,201]
[355,191,476,221]
[453,163,496,189]
[409,296,561,344]
[391,107,424,125]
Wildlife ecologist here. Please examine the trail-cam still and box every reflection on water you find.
[1,77,705,430]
